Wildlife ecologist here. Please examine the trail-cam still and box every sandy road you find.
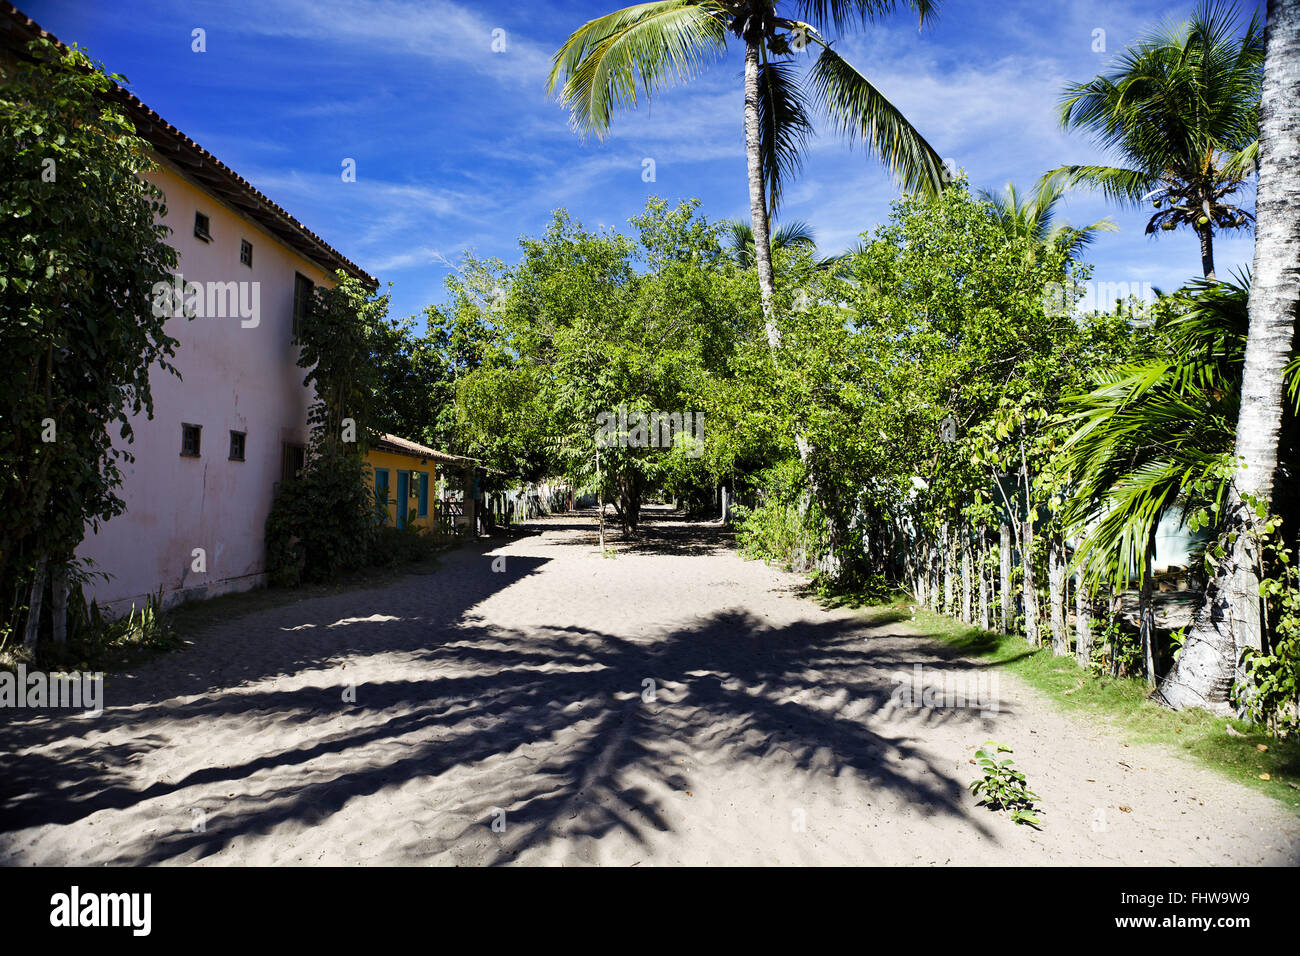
[2,510,1296,865]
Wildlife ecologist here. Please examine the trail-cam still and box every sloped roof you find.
[1,1,375,287]
[373,433,482,468]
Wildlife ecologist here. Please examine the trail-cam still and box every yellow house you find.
[367,434,482,532]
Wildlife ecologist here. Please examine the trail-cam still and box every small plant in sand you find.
[969,740,1040,826]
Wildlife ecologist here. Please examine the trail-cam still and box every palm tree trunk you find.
[743,39,778,348]
[1198,225,1216,281]
[1159,0,1300,711]
[928,536,940,612]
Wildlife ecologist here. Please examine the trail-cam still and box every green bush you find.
[733,460,827,570]
[265,449,377,586]
[369,520,444,567]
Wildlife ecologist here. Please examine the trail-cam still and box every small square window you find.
[240,239,253,267]
[229,430,246,461]
[194,212,212,242]
[181,423,202,458]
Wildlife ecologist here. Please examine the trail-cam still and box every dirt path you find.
[2,510,1296,866]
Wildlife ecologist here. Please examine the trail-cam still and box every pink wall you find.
[77,160,334,613]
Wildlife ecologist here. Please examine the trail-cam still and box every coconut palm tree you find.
[979,180,1117,263]
[723,217,849,273]
[547,0,947,349]
[1043,1,1264,280]
[1160,0,1300,713]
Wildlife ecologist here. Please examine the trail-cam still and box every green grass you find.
[824,590,1300,813]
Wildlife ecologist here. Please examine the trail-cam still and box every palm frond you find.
[757,56,814,211]
[548,0,729,138]
[809,44,946,197]
[1038,164,1157,210]
[793,0,938,34]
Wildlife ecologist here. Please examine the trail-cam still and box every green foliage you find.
[265,448,377,587]
[370,521,444,568]
[733,459,825,570]
[296,272,392,452]
[1059,274,1283,590]
[968,740,1042,825]
[0,39,179,643]
[6,585,183,674]
[454,198,757,532]
[1235,519,1300,734]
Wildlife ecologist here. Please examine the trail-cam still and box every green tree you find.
[547,0,946,345]
[0,40,179,648]
[265,272,391,586]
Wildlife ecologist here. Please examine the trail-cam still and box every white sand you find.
[2,509,1296,866]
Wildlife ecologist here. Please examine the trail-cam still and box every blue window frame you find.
[418,472,429,518]
[373,468,390,524]
[396,470,410,529]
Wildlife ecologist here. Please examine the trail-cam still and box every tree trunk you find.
[960,526,972,624]
[1160,0,1300,712]
[1140,535,1157,689]
[1198,224,1216,281]
[1075,574,1092,668]
[22,554,48,651]
[51,562,68,645]
[1022,517,1040,645]
[999,524,1012,634]
[927,538,940,612]
[977,525,990,630]
[1109,587,1123,678]
[1048,533,1068,655]
[941,522,953,614]
[743,39,778,346]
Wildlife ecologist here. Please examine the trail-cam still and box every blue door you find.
[396,470,409,528]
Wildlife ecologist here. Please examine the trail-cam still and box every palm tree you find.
[979,180,1117,263]
[547,0,947,349]
[1043,1,1264,280]
[723,217,815,268]
[724,217,847,272]
[1160,0,1300,713]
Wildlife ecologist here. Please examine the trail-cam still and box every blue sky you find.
[24,0,1264,325]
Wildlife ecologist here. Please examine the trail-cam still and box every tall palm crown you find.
[980,180,1117,263]
[1044,1,1264,280]
[547,0,948,337]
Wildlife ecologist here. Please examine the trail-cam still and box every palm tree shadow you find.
[62,613,1004,863]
